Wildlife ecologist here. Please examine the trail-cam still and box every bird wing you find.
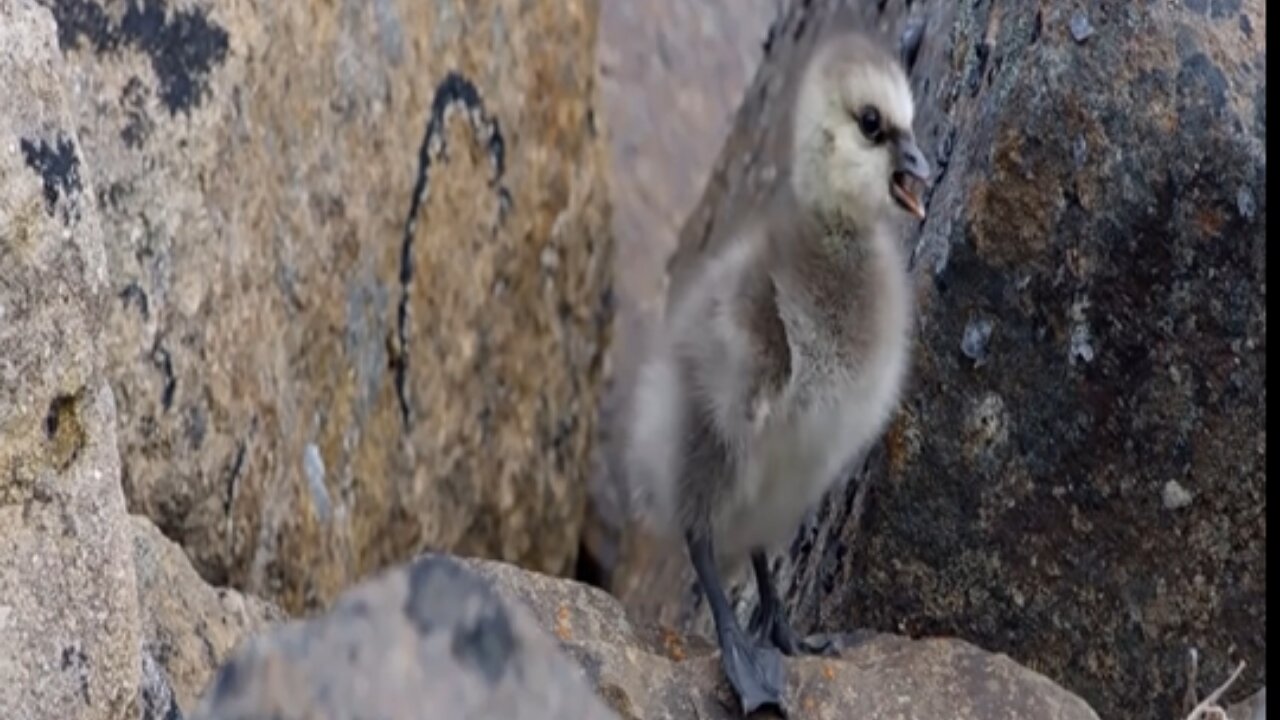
[669,218,791,450]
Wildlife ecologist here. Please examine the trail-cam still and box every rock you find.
[1069,11,1094,44]
[194,554,1099,719]
[466,558,1103,719]
[39,0,613,612]
[190,555,617,720]
[609,1,1266,719]
[0,2,141,718]
[131,514,284,712]
[1162,479,1193,510]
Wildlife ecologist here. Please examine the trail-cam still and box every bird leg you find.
[687,533,786,716]
[749,551,839,657]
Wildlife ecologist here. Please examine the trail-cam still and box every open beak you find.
[891,135,931,220]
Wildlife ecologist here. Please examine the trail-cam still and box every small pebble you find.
[303,443,332,520]
[1162,480,1193,511]
[960,317,994,366]
[1236,186,1256,220]
[1072,135,1088,169]
[1070,11,1094,43]
[1069,323,1095,364]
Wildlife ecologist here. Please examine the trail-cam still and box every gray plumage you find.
[627,30,928,571]
[624,27,933,714]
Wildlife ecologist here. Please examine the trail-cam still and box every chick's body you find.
[629,190,912,568]
[623,28,927,715]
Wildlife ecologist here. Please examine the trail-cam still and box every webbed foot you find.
[717,624,787,716]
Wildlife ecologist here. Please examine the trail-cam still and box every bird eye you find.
[858,106,884,142]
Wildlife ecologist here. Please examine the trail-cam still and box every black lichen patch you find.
[120,75,155,148]
[207,657,246,703]
[139,652,184,720]
[150,339,176,410]
[394,72,510,426]
[45,392,86,471]
[43,0,229,115]
[45,0,114,52]
[450,599,517,685]
[120,0,229,114]
[20,136,81,217]
[61,645,91,704]
[119,281,150,318]
[403,555,519,686]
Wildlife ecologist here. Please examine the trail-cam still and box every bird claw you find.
[752,604,841,658]
[719,627,787,717]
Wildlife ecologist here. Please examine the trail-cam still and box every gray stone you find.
[1069,11,1094,43]
[1162,480,1193,511]
[190,555,617,720]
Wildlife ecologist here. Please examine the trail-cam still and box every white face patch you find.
[791,51,918,225]
[842,64,915,133]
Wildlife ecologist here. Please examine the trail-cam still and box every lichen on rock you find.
[40,0,613,614]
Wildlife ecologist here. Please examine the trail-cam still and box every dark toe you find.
[799,634,841,657]
[720,634,787,716]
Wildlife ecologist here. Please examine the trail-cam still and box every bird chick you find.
[626,28,930,716]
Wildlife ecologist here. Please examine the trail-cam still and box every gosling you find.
[626,28,931,716]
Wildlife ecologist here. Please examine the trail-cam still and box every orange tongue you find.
[892,178,926,220]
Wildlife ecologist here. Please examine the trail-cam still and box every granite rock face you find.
[610,1,1266,719]
[38,0,613,612]
[1,7,287,719]
[472,557,1101,720]
[191,555,618,720]
[0,2,141,718]
[195,554,1100,720]
[131,515,283,714]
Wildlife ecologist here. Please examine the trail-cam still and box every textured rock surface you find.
[195,554,1098,720]
[609,1,1266,719]
[477,558,1102,719]
[191,555,617,720]
[1228,688,1266,720]
[39,0,612,612]
[131,514,284,713]
[0,2,141,718]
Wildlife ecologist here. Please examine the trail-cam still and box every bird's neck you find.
[763,194,905,353]
[765,193,891,290]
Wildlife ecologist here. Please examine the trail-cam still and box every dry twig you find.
[1184,655,1248,720]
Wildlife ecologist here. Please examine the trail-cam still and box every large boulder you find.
[191,555,619,720]
[1,8,285,719]
[608,1,1266,719]
[195,554,1100,719]
[38,0,613,613]
[0,1,141,717]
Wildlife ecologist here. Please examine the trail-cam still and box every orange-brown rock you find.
[41,0,612,612]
